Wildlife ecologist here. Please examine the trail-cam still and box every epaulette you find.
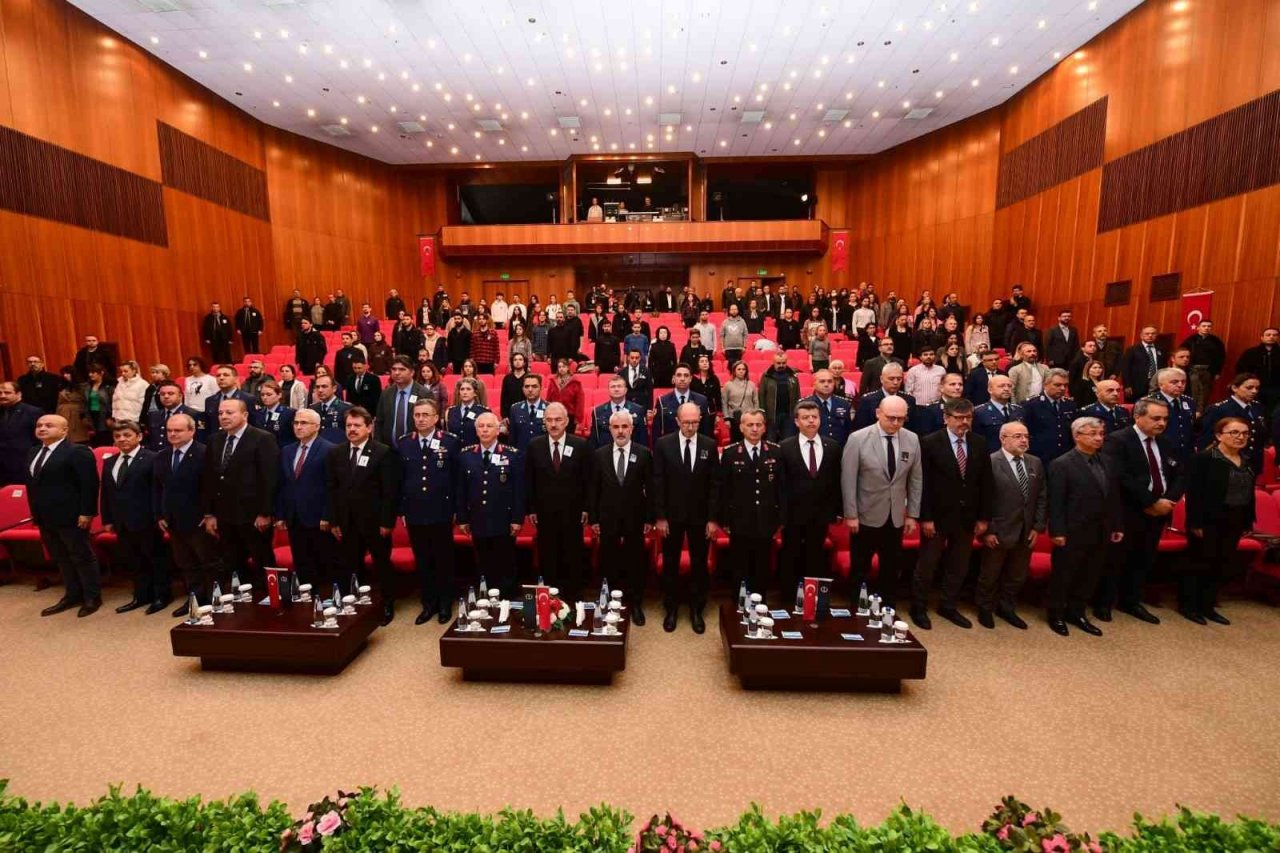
[725,441,744,453]
[464,444,479,452]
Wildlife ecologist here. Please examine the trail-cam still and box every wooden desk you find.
[718,604,927,692]
[170,598,381,675]
[439,612,628,684]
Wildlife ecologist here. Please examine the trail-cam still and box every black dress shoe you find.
[34,576,54,591]
[1048,618,1069,637]
[977,609,995,629]
[1180,609,1208,625]
[41,598,80,617]
[631,606,646,627]
[415,608,436,626]
[1119,604,1160,624]
[77,599,102,618]
[172,602,190,618]
[437,608,451,624]
[938,607,972,629]
[116,599,146,614]
[145,600,170,615]
[381,605,395,626]
[1205,609,1230,625]
[1092,606,1113,623]
[909,607,932,630]
[997,608,1028,630]
[690,609,706,634]
[662,609,678,632]
[1071,616,1102,636]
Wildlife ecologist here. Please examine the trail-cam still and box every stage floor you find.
[1,583,1277,833]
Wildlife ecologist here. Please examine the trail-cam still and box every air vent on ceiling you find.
[320,124,352,137]
[658,112,682,126]
[397,121,426,133]
[557,115,581,129]
[476,119,504,132]
[741,111,765,124]
[822,109,849,123]
[135,0,198,10]
[263,0,307,6]
[904,107,935,120]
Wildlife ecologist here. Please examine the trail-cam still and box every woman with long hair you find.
[531,310,551,362]
[418,361,449,411]
[367,330,394,375]
[500,352,531,418]
[545,357,584,432]
[1071,359,1106,407]
[721,360,759,443]
[456,359,488,406]
[82,365,115,447]
[507,321,533,366]
[648,326,678,388]
[964,313,990,354]
[690,354,722,415]
[277,363,309,410]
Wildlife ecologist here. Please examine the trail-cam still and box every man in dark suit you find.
[618,349,655,411]
[333,332,366,387]
[17,356,61,414]
[397,398,460,625]
[911,398,993,629]
[153,413,220,615]
[588,409,655,625]
[1047,417,1125,637]
[343,361,382,413]
[235,297,265,355]
[145,381,190,451]
[1024,370,1077,463]
[778,401,841,604]
[28,415,102,617]
[250,381,296,447]
[859,338,905,396]
[309,376,352,444]
[1044,310,1080,368]
[591,376,649,449]
[0,381,42,488]
[201,398,279,591]
[1096,397,1184,625]
[965,351,1005,405]
[714,408,787,599]
[1236,327,1280,414]
[323,406,400,625]
[73,335,115,384]
[1007,313,1044,356]
[652,365,713,444]
[100,420,169,614]
[392,316,425,359]
[1120,326,1165,401]
[375,357,430,446]
[274,408,335,587]
[653,402,720,633]
[978,421,1046,629]
[202,365,259,442]
[294,318,328,376]
[525,403,593,600]
[201,302,234,364]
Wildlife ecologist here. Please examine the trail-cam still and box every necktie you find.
[294,444,308,478]
[172,448,182,472]
[1145,437,1164,499]
[678,394,686,407]
[349,445,360,474]
[1002,405,1010,421]
[616,447,627,484]
[614,404,622,414]
[32,446,49,477]
[1146,346,1157,379]
[684,438,693,472]
[955,438,967,477]
[808,439,818,477]
[885,435,897,480]
[221,435,236,471]
[117,453,130,483]
[751,445,759,463]
[1014,456,1029,499]
[552,440,561,471]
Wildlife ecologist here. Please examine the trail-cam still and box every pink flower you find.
[297,821,314,845]
[997,824,1011,840]
[280,828,294,842]
[688,842,699,851]
[317,811,343,836]
[1023,812,1041,827]
[304,811,314,821]
[1088,843,1102,853]
[338,797,349,807]
[655,824,668,836]
[710,842,722,851]
[667,833,679,850]
[1042,834,1070,853]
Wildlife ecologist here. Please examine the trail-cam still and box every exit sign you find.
[500,273,511,280]
[756,268,768,276]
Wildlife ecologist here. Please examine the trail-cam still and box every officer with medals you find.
[445,378,489,447]
[309,375,352,444]
[713,408,787,595]
[1023,369,1077,463]
[250,381,296,446]
[507,373,548,452]
[1200,373,1269,472]
[974,374,1025,450]
[456,411,526,597]
[1077,379,1131,434]
[1153,367,1198,464]
[145,380,191,452]
[799,369,854,445]
[397,398,460,625]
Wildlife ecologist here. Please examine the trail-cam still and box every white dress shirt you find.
[30,438,65,475]
[1133,424,1164,494]
[800,434,824,470]
[112,448,138,483]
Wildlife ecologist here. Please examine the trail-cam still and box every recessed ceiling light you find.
[734,95,742,103]
[872,110,880,118]
[971,78,980,86]
[813,69,822,79]
[846,54,855,63]
[253,30,262,39]
[419,114,427,121]
[472,104,481,112]
[646,133,654,141]
[306,108,316,117]
[793,138,801,146]
[749,43,758,51]
[298,45,308,55]
[371,125,378,133]
[149,35,159,44]
[594,62,604,71]
[1088,0,1098,9]
[589,135,598,143]
[323,45,333,54]
[755,94,764,102]
[522,145,529,152]
[592,143,600,150]
[936,90,944,98]
[968,1,979,10]
[462,53,471,63]
[279,29,288,39]
[474,131,482,139]
[426,140,434,148]
[1053,51,1062,59]
[520,111,529,119]
[450,146,458,154]
[604,107,612,116]
[401,71,409,80]
[924,20,934,29]
[1010,65,1019,74]
[667,84,676,94]
[499,139,507,145]
[494,103,503,110]
[363,58,373,68]
[377,72,386,81]
[495,66,504,74]
[242,62,253,72]
[903,100,910,108]
[719,140,727,147]
[198,50,207,59]
[645,96,654,105]
[339,116,348,124]
[628,143,635,150]
[580,98,588,106]
[692,72,702,82]
[285,74,294,83]
[816,103,824,110]
[763,121,772,129]
[475,154,482,160]
[434,82,443,91]
[526,77,536,86]
[550,128,558,135]
[501,113,508,120]
[950,52,959,61]
[443,93,452,101]
[1038,19,1047,28]
[609,142,618,150]
[272,100,280,107]
[843,120,852,127]
[991,36,1000,46]
[845,92,854,100]
[446,122,455,130]
[625,108,633,115]
[789,112,797,120]
[817,129,826,137]
[789,69,798,79]
[412,83,420,92]
[339,59,349,69]
[877,80,885,88]
[357,95,366,104]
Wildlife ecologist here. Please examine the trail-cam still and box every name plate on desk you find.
[781,631,803,640]
[568,629,590,638]
[840,633,865,641]
[829,608,852,618]
[769,610,791,620]
[489,625,511,634]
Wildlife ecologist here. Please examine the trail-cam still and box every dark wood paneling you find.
[158,121,270,221]
[996,98,1108,209]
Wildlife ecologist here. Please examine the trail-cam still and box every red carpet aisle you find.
[0,583,1277,831]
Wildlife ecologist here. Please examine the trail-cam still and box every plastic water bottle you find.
[185,591,199,624]
[349,572,360,599]
[466,586,477,609]
[211,580,223,607]
[478,575,488,597]
[331,582,341,609]
[457,597,468,627]
[858,582,870,614]
[738,580,748,612]
[537,574,545,587]
[230,571,241,592]
[600,577,610,601]
[592,603,604,633]
[290,573,301,602]
[747,604,760,636]
[794,581,804,614]
[312,597,324,627]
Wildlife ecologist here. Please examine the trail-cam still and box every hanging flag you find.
[1180,291,1213,334]
[830,230,849,272]
[418,235,436,277]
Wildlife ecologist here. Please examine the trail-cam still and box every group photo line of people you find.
[2,280,1277,638]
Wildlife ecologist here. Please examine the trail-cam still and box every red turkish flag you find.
[1180,291,1213,335]
[830,230,849,272]
[535,585,552,631]
[266,568,282,609]
[418,235,436,278]
[802,577,818,621]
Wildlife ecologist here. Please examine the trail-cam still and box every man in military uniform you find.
[445,378,489,446]
[145,381,191,452]
[251,381,296,446]
[1200,373,1269,472]
[714,408,787,596]
[590,376,649,449]
[456,412,526,597]
[800,369,854,445]
[852,363,918,432]
[1153,367,1198,464]
[917,373,967,435]
[1024,369,1076,463]
[1077,379,1131,434]
[507,374,548,452]
[653,364,713,443]
[398,398,460,625]
[309,375,352,444]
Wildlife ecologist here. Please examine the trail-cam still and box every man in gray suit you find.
[977,421,1046,630]
[375,356,430,446]
[840,395,922,607]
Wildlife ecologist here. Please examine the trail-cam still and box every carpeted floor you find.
[0,580,1278,834]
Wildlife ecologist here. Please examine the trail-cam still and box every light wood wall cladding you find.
[0,124,167,245]
[996,98,1107,209]
[158,122,270,222]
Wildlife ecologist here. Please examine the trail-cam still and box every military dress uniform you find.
[146,405,191,451]
[1077,402,1132,434]
[973,400,1024,449]
[455,442,526,596]
[590,400,649,449]
[1023,394,1077,463]
[507,399,548,452]
[445,402,490,448]
[251,404,297,446]
[652,390,713,443]
[916,400,962,435]
[1200,396,1269,471]
[714,441,788,594]
[801,394,854,444]
[1157,392,1198,464]
[398,429,460,617]
[852,389,919,432]
[311,398,353,444]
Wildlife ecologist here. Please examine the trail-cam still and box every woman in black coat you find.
[690,354,722,415]
[647,326,678,388]
[1182,416,1257,625]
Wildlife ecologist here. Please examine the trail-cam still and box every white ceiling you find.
[71,0,1141,165]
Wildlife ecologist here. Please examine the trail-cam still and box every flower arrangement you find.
[633,812,719,852]
[280,789,358,851]
[982,795,1101,852]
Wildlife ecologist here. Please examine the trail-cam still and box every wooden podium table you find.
[439,612,628,684]
[718,604,927,692]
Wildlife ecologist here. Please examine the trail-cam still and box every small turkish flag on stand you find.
[266,568,290,610]
[830,230,849,273]
[418,235,436,278]
[535,585,552,631]
[802,577,818,621]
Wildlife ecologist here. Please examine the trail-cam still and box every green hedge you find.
[0,781,1276,852]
